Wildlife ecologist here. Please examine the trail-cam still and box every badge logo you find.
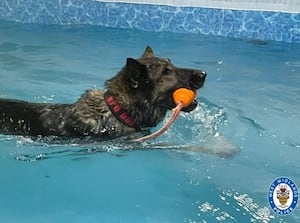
[268,177,298,215]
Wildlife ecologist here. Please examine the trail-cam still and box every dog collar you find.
[104,92,140,130]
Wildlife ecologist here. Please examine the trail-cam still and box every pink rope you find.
[133,102,183,142]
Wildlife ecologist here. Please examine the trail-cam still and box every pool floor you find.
[0,20,299,222]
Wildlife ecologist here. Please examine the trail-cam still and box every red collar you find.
[104,92,140,130]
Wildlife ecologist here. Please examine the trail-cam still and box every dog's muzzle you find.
[189,70,207,90]
[165,69,207,112]
[179,69,206,112]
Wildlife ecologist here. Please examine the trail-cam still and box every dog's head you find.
[122,46,206,111]
[105,46,206,127]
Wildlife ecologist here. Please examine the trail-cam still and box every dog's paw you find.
[183,135,240,158]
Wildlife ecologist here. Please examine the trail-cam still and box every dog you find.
[0,46,206,141]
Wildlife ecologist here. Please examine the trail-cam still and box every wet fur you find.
[0,47,206,140]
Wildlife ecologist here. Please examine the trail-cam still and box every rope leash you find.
[132,102,183,142]
[132,88,196,142]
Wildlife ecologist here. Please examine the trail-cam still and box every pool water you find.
[0,20,299,223]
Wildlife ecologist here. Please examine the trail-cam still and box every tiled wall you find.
[0,0,299,43]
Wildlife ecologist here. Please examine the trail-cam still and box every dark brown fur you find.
[0,47,206,140]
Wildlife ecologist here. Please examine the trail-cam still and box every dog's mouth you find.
[166,69,207,112]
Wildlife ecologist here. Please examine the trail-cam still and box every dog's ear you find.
[141,46,154,58]
[126,58,146,89]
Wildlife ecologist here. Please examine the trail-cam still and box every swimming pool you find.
[0,20,299,222]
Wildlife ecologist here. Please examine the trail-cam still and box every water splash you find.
[0,101,295,222]
[181,96,227,138]
[1,96,235,162]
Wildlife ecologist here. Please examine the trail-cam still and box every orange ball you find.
[172,88,196,108]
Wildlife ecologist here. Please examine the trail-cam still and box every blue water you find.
[0,20,299,222]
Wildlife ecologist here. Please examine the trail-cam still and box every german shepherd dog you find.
[0,46,206,141]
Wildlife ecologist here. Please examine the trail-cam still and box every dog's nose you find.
[195,70,207,79]
[189,70,207,89]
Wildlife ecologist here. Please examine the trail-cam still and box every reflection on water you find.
[195,191,278,223]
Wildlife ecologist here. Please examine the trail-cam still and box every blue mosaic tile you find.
[0,0,299,43]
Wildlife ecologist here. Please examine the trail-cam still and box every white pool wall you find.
[100,0,300,13]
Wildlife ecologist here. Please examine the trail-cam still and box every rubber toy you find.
[134,88,196,142]
[172,88,196,108]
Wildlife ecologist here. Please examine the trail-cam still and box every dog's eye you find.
[163,68,172,75]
